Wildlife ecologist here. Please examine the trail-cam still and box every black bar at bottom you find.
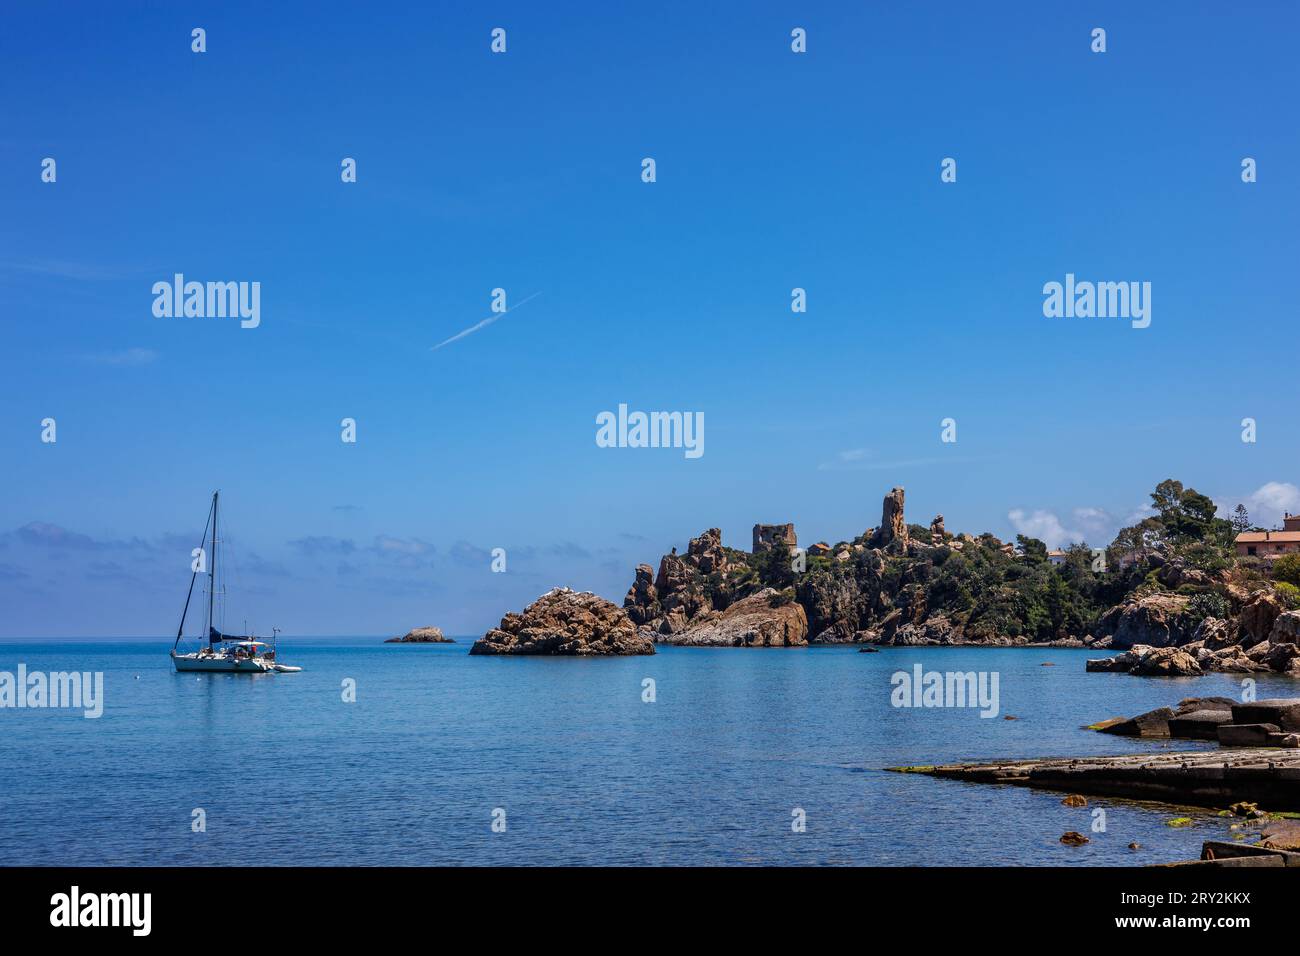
[0,865,1283,941]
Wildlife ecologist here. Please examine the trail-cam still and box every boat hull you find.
[172,653,271,673]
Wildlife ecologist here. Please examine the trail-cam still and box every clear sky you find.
[2,1,1297,637]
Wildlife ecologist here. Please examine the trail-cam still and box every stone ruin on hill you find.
[752,523,797,553]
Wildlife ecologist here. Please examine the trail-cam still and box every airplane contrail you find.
[430,291,542,352]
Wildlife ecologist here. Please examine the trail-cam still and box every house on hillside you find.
[1235,513,1300,560]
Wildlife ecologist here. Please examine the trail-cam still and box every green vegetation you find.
[1274,553,1300,588]
[1186,592,1230,628]
[1276,581,1300,609]
[767,588,795,608]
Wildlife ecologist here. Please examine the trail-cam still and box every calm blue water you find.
[2,639,1296,866]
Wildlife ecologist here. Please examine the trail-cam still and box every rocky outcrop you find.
[471,588,654,656]
[798,561,879,642]
[929,515,945,544]
[1130,646,1201,676]
[623,564,660,626]
[1155,562,1216,591]
[1194,616,1239,651]
[1197,643,1263,672]
[631,528,731,633]
[1108,594,1192,649]
[1240,591,1285,645]
[1090,590,1300,677]
[1257,642,1300,675]
[867,487,907,550]
[886,616,961,645]
[385,626,453,643]
[656,588,808,647]
[1091,697,1300,751]
[1269,610,1300,644]
[1095,697,1233,738]
[685,527,730,575]
[1095,705,1177,737]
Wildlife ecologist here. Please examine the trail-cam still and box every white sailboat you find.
[170,492,301,673]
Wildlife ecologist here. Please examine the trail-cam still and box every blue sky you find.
[2,1,1297,637]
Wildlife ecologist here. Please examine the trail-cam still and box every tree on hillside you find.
[1142,478,1230,544]
[1016,535,1048,562]
[1111,515,1167,559]
[1231,504,1251,536]
[753,533,796,590]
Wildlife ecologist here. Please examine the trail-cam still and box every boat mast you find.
[208,491,218,639]
[173,494,216,652]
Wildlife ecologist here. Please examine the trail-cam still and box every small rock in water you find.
[1062,794,1088,808]
[1128,842,1141,850]
[1228,801,1261,818]
[386,626,453,644]
[1060,831,1089,846]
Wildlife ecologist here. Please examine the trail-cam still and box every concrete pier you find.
[893,749,1300,810]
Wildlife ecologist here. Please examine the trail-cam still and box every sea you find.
[1,638,1294,866]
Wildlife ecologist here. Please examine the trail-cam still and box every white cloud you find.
[1218,482,1300,529]
[1006,507,1115,549]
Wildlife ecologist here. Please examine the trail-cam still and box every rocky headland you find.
[615,478,1300,663]
[467,477,1300,662]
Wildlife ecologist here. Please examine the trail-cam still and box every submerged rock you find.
[470,588,655,656]
[385,626,453,643]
